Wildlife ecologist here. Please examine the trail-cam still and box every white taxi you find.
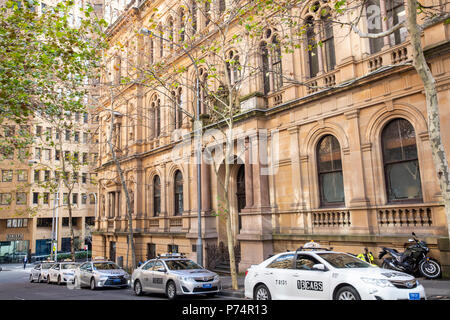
[244,246,426,300]
[47,262,79,285]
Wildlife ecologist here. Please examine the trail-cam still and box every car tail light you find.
[245,270,248,277]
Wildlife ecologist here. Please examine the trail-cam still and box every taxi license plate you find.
[113,279,121,283]
[409,293,420,300]
[202,283,212,289]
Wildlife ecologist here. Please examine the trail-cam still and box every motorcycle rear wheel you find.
[381,261,392,269]
[419,260,441,279]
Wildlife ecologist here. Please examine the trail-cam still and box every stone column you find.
[250,131,270,209]
[288,126,304,209]
[201,162,211,212]
[345,110,369,207]
[244,137,254,208]
[380,0,391,48]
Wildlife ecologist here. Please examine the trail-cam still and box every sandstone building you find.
[91,0,450,275]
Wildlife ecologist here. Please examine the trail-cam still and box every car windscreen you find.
[41,263,53,269]
[93,262,120,270]
[317,253,371,268]
[61,264,78,269]
[164,260,202,270]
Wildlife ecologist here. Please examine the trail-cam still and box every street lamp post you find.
[139,28,203,266]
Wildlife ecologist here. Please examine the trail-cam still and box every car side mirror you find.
[312,264,326,271]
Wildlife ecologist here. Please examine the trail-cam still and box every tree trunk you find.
[107,92,136,270]
[407,0,450,239]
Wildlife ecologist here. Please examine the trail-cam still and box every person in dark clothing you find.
[23,255,28,269]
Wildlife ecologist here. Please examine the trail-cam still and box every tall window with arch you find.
[191,0,197,34]
[159,25,164,58]
[176,87,183,129]
[153,175,161,216]
[179,8,186,43]
[151,95,161,138]
[382,118,422,202]
[219,0,226,15]
[317,135,345,207]
[174,170,184,216]
[168,16,174,50]
[198,68,208,114]
[365,0,407,54]
[272,35,283,91]
[259,29,283,94]
[226,50,240,85]
[304,2,336,78]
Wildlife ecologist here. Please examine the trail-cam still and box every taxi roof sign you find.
[93,256,105,261]
[303,241,321,248]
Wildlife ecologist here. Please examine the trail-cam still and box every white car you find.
[244,249,426,300]
[29,262,55,283]
[47,262,79,285]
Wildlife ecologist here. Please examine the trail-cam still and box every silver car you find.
[131,256,221,299]
[29,262,55,283]
[74,261,130,290]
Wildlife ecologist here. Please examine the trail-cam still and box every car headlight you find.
[181,276,195,282]
[123,274,130,279]
[99,276,108,281]
[361,277,394,288]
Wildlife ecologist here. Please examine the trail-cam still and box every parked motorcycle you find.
[379,232,442,279]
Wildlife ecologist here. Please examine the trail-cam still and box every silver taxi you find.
[29,261,55,283]
[74,260,130,290]
[47,262,79,285]
[131,254,221,299]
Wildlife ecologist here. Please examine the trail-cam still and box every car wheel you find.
[134,280,143,296]
[166,281,177,300]
[57,276,62,285]
[254,284,271,300]
[47,276,51,284]
[38,275,41,283]
[90,278,97,290]
[335,286,361,300]
[29,274,34,283]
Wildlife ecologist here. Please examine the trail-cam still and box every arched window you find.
[382,119,422,202]
[174,170,183,216]
[366,0,407,54]
[168,17,174,50]
[151,95,161,137]
[204,1,211,27]
[259,29,283,94]
[226,50,240,85]
[148,37,154,65]
[260,41,270,95]
[176,88,183,129]
[272,36,283,91]
[317,135,344,206]
[191,0,197,34]
[304,2,336,78]
[219,0,226,14]
[153,175,161,216]
[158,25,164,58]
[306,16,319,78]
[198,68,208,114]
[179,8,186,42]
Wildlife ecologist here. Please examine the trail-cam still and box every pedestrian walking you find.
[23,255,27,269]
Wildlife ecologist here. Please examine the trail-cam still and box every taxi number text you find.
[297,280,323,291]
